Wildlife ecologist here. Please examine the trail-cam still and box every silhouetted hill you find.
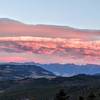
[0,74,100,100]
[0,63,55,80]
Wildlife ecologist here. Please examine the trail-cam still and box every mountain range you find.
[39,63,100,76]
[0,62,100,77]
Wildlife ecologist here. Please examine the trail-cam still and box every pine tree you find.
[79,96,84,100]
[54,89,69,100]
[87,92,96,100]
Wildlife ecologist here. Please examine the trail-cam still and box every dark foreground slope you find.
[0,74,100,100]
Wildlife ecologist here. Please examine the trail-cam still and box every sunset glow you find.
[0,36,99,64]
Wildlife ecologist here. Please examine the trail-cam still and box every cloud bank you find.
[0,18,99,64]
[0,36,99,64]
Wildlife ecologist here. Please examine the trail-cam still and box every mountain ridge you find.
[1,62,100,77]
[39,63,100,76]
[0,63,55,80]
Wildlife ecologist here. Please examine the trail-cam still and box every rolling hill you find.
[0,63,55,80]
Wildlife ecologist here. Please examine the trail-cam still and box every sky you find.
[0,0,99,65]
[0,0,100,29]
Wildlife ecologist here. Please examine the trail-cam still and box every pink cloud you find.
[0,21,100,40]
[0,56,26,62]
[0,19,99,64]
[0,36,99,64]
